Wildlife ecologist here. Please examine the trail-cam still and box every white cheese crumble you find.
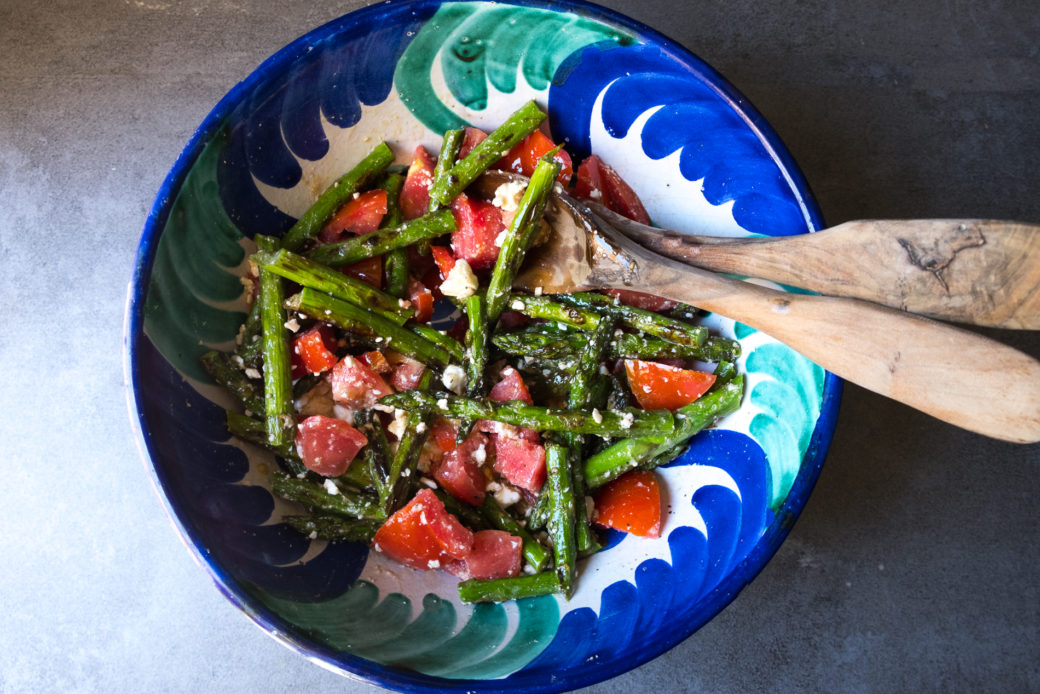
[284,317,301,332]
[415,421,427,434]
[388,409,410,439]
[472,444,487,465]
[492,179,526,211]
[510,299,526,311]
[619,412,635,429]
[439,258,479,299]
[427,559,441,569]
[323,478,340,495]
[494,229,509,248]
[308,531,318,540]
[436,398,449,409]
[441,364,468,395]
[490,482,522,508]
[244,367,262,380]
[591,408,603,424]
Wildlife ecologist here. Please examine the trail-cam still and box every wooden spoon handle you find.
[624,250,1040,443]
[600,208,1040,330]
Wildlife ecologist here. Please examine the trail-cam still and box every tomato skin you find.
[390,357,426,392]
[497,130,573,184]
[493,435,546,493]
[434,430,489,505]
[400,146,436,220]
[290,324,338,378]
[328,355,394,409]
[488,366,534,405]
[450,193,505,271]
[295,415,368,477]
[443,530,523,580]
[407,278,434,323]
[339,255,383,289]
[430,245,456,281]
[575,154,651,225]
[594,470,662,538]
[319,189,388,243]
[624,359,716,411]
[602,289,678,313]
[457,127,488,159]
[372,489,474,570]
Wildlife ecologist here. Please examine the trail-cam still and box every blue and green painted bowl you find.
[125,0,841,690]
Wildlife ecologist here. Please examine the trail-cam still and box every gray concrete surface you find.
[1,0,1037,692]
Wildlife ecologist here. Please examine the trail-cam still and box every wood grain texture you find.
[529,201,1040,443]
[596,209,1040,329]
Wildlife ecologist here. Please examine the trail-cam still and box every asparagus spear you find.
[305,209,456,267]
[272,471,386,521]
[545,440,577,596]
[382,368,436,515]
[457,571,562,604]
[256,248,413,324]
[429,128,464,213]
[428,100,546,207]
[285,288,452,367]
[493,326,741,363]
[376,172,409,298]
[555,292,709,348]
[281,142,394,251]
[200,350,263,415]
[484,151,562,323]
[284,515,382,543]
[378,391,677,438]
[256,235,295,448]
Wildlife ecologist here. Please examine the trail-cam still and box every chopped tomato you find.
[390,357,426,392]
[290,324,338,378]
[575,154,651,225]
[434,430,489,505]
[328,355,394,409]
[295,415,368,477]
[443,530,523,580]
[493,435,546,493]
[624,359,716,411]
[457,126,488,159]
[358,350,391,374]
[372,488,474,571]
[430,417,459,455]
[497,130,573,184]
[400,145,436,220]
[450,193,505,270]
[340,255,383,289]
[602,289,678,312]
[488,366,534,405]
[407,278,434,323]
[593,470,662,538]
[430,245,456,281]
[319,189,388,243]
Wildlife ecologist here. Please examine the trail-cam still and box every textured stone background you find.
[1,1,1036,692]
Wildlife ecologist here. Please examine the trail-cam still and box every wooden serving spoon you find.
[473,175,1040,443]
[591,205,1040,330]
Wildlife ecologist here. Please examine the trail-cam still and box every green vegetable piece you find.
[285,288,452,367]
[428,100,547,206]
[200,350,263,415]
[305,209,456,267]
[284,515,382,543]
[272,472,386,522]
[281,142,394,251]
[457,571,562,604]
[429,128,464,213]
[256,248,413,324]
[545,441,577,597]
[256,235,295,448]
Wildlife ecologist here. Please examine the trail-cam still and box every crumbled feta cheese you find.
[619,412,635,429]
[492,179,526,211]
[427,559,441,569]
[491,482,522,508]
[284,317,301,332]
[534,286,543,296]
[441,364,468,395]
[388,409,410,439]
[494,229,509,247]
[308,531,318,540]
[523,563,537,575]
[510,299,526,311]
[244,367,262,380]
[439,258,479,299]
[421,476,438,489]
[472,444,487,464]
[415,421,427,434]
[323,478,340,495]
[591,408,603,424]
[436,398,449,409]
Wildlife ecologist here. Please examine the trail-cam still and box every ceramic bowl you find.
[125,1,841,690]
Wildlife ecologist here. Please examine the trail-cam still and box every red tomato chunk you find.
[575,154,652,225]
[295,415,368,477]
[624,359,716,411]
[291,324,338,378]
[372,489,474,571]
[329,355,394,410]
[450,193,505,271]
[319,188,387,243]
[433,430,489,505]
[400,145,435,221]
[493,435,546,494]
[390,357,427,392]
[443,530,523,581]
[488,366,534,405]
[497,130,573,185]
[594,470,662,538]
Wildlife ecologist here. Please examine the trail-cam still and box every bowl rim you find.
[124,0,842,690]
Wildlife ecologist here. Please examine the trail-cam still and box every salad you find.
[201,101,744,603]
